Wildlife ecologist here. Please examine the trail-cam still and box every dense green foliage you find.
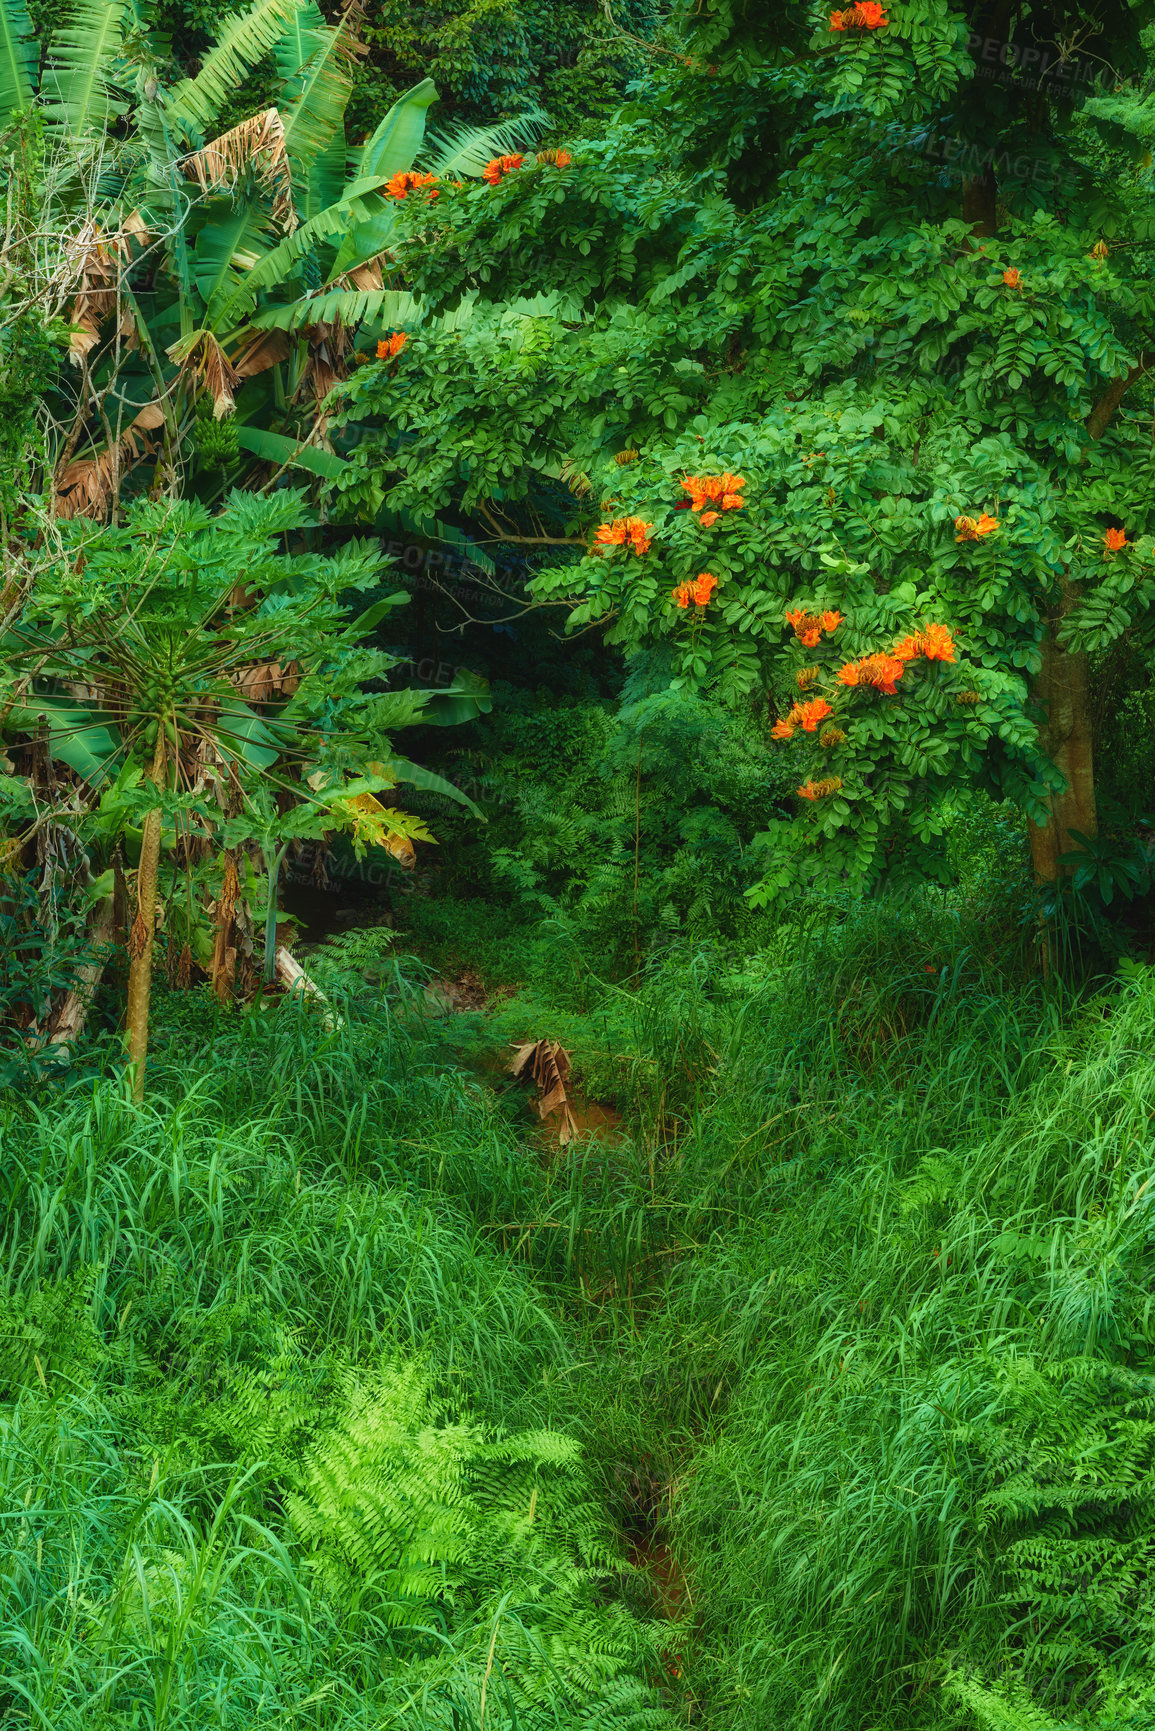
[7,902,1155,1728]
[329,0,1155,898]
[9,2,1155,1728]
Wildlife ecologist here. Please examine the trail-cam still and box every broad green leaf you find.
[235,423,350,478]
[196,198,277,326]
[277,9,352,218]
[40,0,128,140]
[418,669,493,727]
[357,77,437,181]
[166,0,306,139]
[0,0,38,122]
[8,699,121,782]
[390,754,483,817]
[376,506,497,577]
[331,79,438,276]
[348,593,410,634]
[215,700,281,767]
[212,176,396,331]
[249,287,421,333]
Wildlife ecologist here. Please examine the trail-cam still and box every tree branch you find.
[1087,353,1155,441]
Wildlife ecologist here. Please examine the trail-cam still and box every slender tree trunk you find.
[962,168,998,238]
[1027,576,1097,885]
[210,848,239,1003]
[50,891,117,1050]
[124,731,168,1099]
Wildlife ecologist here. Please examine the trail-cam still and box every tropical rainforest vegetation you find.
[6,0,1155,1726]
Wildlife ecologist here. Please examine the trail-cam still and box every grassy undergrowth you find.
[4,896,1155,1728]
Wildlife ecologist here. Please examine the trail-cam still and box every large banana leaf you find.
[195,198,278,328]
[6,698,121,782]
[273,0,323,78]
[356,76,437,181]
[375,507,497,577]
[40,0,129,140]
[212,175,396,332]
[305,128,347,226]
[389,755,483,817]
[331,79,438,278]
[235,424,350,479]
[0,0,38,124]
[277,7,352,219]
[214,700,281,768]
[166,0,305,139]
[418,669,493,727]
[248,286,420,333]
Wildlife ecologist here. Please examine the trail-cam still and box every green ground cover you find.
[4,897,1154,1730]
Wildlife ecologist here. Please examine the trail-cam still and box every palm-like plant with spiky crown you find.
[0,486,485,1092]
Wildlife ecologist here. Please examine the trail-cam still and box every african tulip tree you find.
[333,0,1155,901]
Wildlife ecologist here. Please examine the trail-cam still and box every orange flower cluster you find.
[1002,267,1022,289]
[377,332,407,359]
[836,624,955,694]
[593,516,653,555]
[771,696,833,739]
[955,512,1000,541]
[682,473,746,517]
[830,1,887,28]
[1103,527,1129,553]
[798,776,843,800]
[837,652,904,694]
[537,147,572,167]
[483,154,524,186]
[385,171,439,199]
[673,571,718,609]
[785,608,843,648]
[892,623,956,663]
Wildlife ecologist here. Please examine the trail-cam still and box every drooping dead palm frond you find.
[343,258,384,291]
[184,107,297,233]
[53,401,166,519]
[294,316,353,409]
[166,330,241,418]
[509,1038,579,1144]
[230,659,300,703]
[62,219,145,363]
[232,327,292,378]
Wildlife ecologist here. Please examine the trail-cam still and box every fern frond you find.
[422,109,547,179]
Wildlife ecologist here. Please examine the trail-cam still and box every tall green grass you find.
[0,982,675,1730]
[4,894,1154,1731]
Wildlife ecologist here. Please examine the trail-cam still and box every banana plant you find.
[0,487,479,1094]
[1,0,539,547]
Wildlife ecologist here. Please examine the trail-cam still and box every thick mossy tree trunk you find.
[1028,575,1097,886]
[124,730,167,1100]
